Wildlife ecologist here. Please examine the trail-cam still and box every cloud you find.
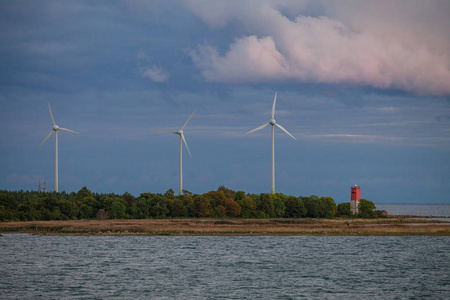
[141,65,169,82]
[191,36,288,82]
[187,0,450,96]
[138,50,169,82]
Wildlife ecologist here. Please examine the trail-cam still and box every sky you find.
[1,0,449,204]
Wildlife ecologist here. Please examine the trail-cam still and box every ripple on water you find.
[0,235,449,299]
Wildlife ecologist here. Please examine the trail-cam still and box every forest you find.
[0,186,377,222]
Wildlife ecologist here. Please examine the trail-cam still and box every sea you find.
[0,204,449,299]
[375,203,450,217]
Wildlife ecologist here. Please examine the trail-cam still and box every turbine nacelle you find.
[269,118,276,125]
[53,124,59,131]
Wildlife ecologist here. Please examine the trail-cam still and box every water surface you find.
[1,234,449,299]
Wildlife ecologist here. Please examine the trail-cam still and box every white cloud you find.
[187,0,450,96]
[191,36,288,82]
[142,65,169,82]
[137,50,169,82]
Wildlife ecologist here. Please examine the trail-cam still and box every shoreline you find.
[1,218,449,236]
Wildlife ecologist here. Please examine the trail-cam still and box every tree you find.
[217,186,236,199]
[321,197,337,218]
[224,198,241,217]
[122,192,136,207]
[284,196,306,218]
[182,195,194,217]
[358,199,377,218]
[60,200,73,219]
[99,196,114,212]
[78,204,93,219]
[234,191,246,202]
[96,209,108,220]
[164,189,175,199]
[110,201,126,219]
[270,193,286,218]
[302,195,319,218]
[76,186,93,201]
[207,191,227,207]
[302,196,337,218]
[258,193,274,217]
[337,202,351,217]
[168,198,184,218]
[237,197,257,218]
[213,205,226,218]
[192,195,211,217]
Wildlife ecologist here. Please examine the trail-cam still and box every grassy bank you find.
[1,218,449,236]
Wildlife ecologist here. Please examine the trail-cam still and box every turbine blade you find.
[38,131,53,148]
[154,130,179,134]
[271,92,277,119]
[246,123,269,135]
[181,134,192,158]
[276,123,296,140]
[59,128,80,134]
[181,109,196,130]
[48,102,55,126]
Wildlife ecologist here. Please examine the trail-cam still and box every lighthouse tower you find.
[350,185,361,214]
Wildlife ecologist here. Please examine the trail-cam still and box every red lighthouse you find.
[350,185,361,214]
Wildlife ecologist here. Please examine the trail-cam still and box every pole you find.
[271,124,275,194]
[179,135,183,196]
[55,131,58,193]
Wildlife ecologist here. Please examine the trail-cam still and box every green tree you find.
[59,200,73,219]
[337,202,351,217]
[237,197,257,218]
[164,189,175,199]
[76,186,94,201]
[302,196,337,218]
[284,196,306,218]
[321,197,337,218]
[169,198,184,218]
[234,191,246,202]
[258,193,274,217]
[110,201,126,219]
[302,195,319,217]
[122,192,136,207]
[78,204,93,219]
[51,206,62,220]
[270,193,286,218]
[182,195,194,217]
[358,199,377,218]
[153,201,169,218]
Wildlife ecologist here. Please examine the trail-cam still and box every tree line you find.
[0,186,377,221]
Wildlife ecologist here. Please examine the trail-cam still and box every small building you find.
[376,210,388,217]
[350,185,361,214]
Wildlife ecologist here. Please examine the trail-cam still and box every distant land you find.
[1,218,449,236]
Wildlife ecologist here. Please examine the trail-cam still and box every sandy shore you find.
[1,218,449,236]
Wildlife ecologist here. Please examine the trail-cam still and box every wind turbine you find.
[246,92,296,194]
[38,102,79,193]
[155,110,196,196]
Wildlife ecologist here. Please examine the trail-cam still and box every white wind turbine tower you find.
[38,102,79,193]
[155,110,196,196]
[246,92,296,194]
